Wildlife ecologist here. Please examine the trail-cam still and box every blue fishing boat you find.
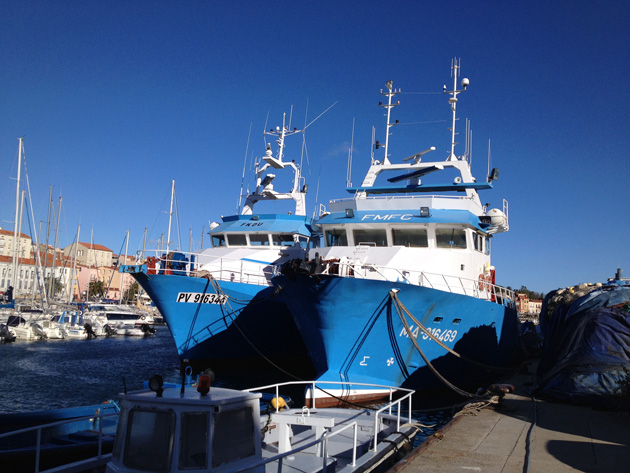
[120,116,317,376]
[273,60,522,406]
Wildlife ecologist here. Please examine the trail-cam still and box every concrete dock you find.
[392,361,630,472]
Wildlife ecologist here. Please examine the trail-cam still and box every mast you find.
[141,227,147,260]
[166,180,175,255]
[379,81,400,165]
[120,230,129,304]
[444,58,469,161]
[48,196,62,300]
[68,224,80,304]
[43,186,53,279]
[12,138,22,297]
[86,228,93,302]
[16,190,25,297]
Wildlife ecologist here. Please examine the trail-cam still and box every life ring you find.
[478,274,488,292]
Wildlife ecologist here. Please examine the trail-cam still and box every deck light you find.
[149,374,164,397]
[420,207,430,217]
[345,209,354,218]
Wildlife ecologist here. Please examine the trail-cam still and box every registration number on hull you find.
[176,292,228,304]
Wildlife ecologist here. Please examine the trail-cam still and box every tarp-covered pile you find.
[536,279,630,409]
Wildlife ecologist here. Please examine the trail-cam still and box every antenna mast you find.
[379,81,400,165]
[346,118,355,187]
[444,58,469,160]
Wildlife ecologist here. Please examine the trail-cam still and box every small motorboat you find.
[103,374,420,473]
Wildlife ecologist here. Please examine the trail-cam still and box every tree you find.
[44,276,64,298]
[88,280,106,300]
[123,282,140,303]
[517,285,545,300]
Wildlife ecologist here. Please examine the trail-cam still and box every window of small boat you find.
[325,228,348,246]
[249,234,270,246]
[353,228,387,246]
[211,234,227,247]
[179,411,209,469]
[212,405,256,467]
[392,228,428,247]
[226,234,247,246]
[436,228,467,249]
[122,407,176,472]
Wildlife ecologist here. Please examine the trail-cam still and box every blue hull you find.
[131,271,311,374]
[273,274,522,393]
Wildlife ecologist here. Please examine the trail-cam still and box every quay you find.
[393,360,630,473]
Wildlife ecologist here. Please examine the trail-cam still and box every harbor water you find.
[0,325,451,445]
[0,325,181,413]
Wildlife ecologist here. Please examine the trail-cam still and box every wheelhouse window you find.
[436,228,467,249]
[211,234,226,248]
[272,234,296,247]
[325,228,348,247]
[392,228,428,247]
[123,408,175,472]
[473,233,485,253]
[212,406,256,467]
[249,234,270,246]
[179,412,209,469]
[226,234,247,246]
[353,229,387,247]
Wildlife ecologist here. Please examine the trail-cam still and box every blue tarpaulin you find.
[536,284,630,409]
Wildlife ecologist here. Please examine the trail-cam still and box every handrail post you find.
[35,428,42,473]
[352,423,358,466]
[98,412,104,456]
[372,414,379,452]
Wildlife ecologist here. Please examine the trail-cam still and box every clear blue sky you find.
[1,1,628,295]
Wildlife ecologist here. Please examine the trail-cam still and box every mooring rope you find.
[390,290,514,374]
[390,290,477,399]
[206,277,304,381]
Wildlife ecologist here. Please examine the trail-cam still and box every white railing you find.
[0,410,119,473]
[139,251,275,287]
[291,260,516,308]
[245,380,415,453]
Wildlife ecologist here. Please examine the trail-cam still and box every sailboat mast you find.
[43,186,53,277]
[12,138,22,296]
[166,180,175,255]
[68,224,80,304]
[121,230,129,304]
[86,228,93,302]
[48,196,62,300]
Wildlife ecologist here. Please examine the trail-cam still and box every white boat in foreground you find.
[104,376,419,473]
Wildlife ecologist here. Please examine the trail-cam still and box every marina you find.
[1,2,628,471]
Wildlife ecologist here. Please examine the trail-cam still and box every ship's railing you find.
[139,250,275,287]
[240,380,414,470]
[328,193,474,206]
[0,410,119,473]
[312,260,516,308]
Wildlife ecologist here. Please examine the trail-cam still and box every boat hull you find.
[273,274,522,399]
[130,271,312,376]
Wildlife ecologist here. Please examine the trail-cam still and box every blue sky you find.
[1,0,628,294]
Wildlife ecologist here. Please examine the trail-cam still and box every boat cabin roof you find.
[318,208,486,231]
[123,386,262,408]
[209,214,313,237]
